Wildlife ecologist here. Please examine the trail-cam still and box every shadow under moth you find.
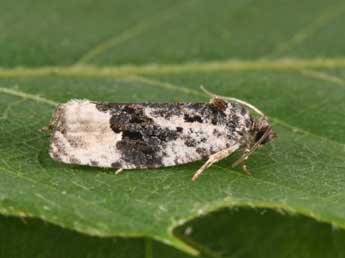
[46,88,276,180]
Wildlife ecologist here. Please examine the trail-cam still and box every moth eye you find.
[255,129,270,145]
[255,130,264,142]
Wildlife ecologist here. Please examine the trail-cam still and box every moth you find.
[46,87,276,181]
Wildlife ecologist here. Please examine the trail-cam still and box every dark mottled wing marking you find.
[95,101,252,169]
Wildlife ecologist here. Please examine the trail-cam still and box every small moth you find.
[46,87,276,180]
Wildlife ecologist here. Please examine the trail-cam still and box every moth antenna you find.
[232,126,272,168]
[200,85,265,117]
[200,85,216,98]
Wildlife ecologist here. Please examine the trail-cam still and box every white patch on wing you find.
[49,100,122,167]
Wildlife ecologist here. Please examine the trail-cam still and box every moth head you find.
[253,117,277,146]
[232,116,276,169]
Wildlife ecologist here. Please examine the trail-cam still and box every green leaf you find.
[1,0,345,257]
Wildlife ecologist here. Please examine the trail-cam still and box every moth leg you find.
[192,147,236,181]
[115,168,124,175]
[242,158,252,176]
[241,148,252,176]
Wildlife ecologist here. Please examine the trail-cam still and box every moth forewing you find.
[48,96,275,180]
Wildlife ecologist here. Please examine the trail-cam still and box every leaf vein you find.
[2,58,345,78]
[300,69,345,85]
[0,87,58,106]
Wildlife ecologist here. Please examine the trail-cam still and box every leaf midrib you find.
[1,58,345,78]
